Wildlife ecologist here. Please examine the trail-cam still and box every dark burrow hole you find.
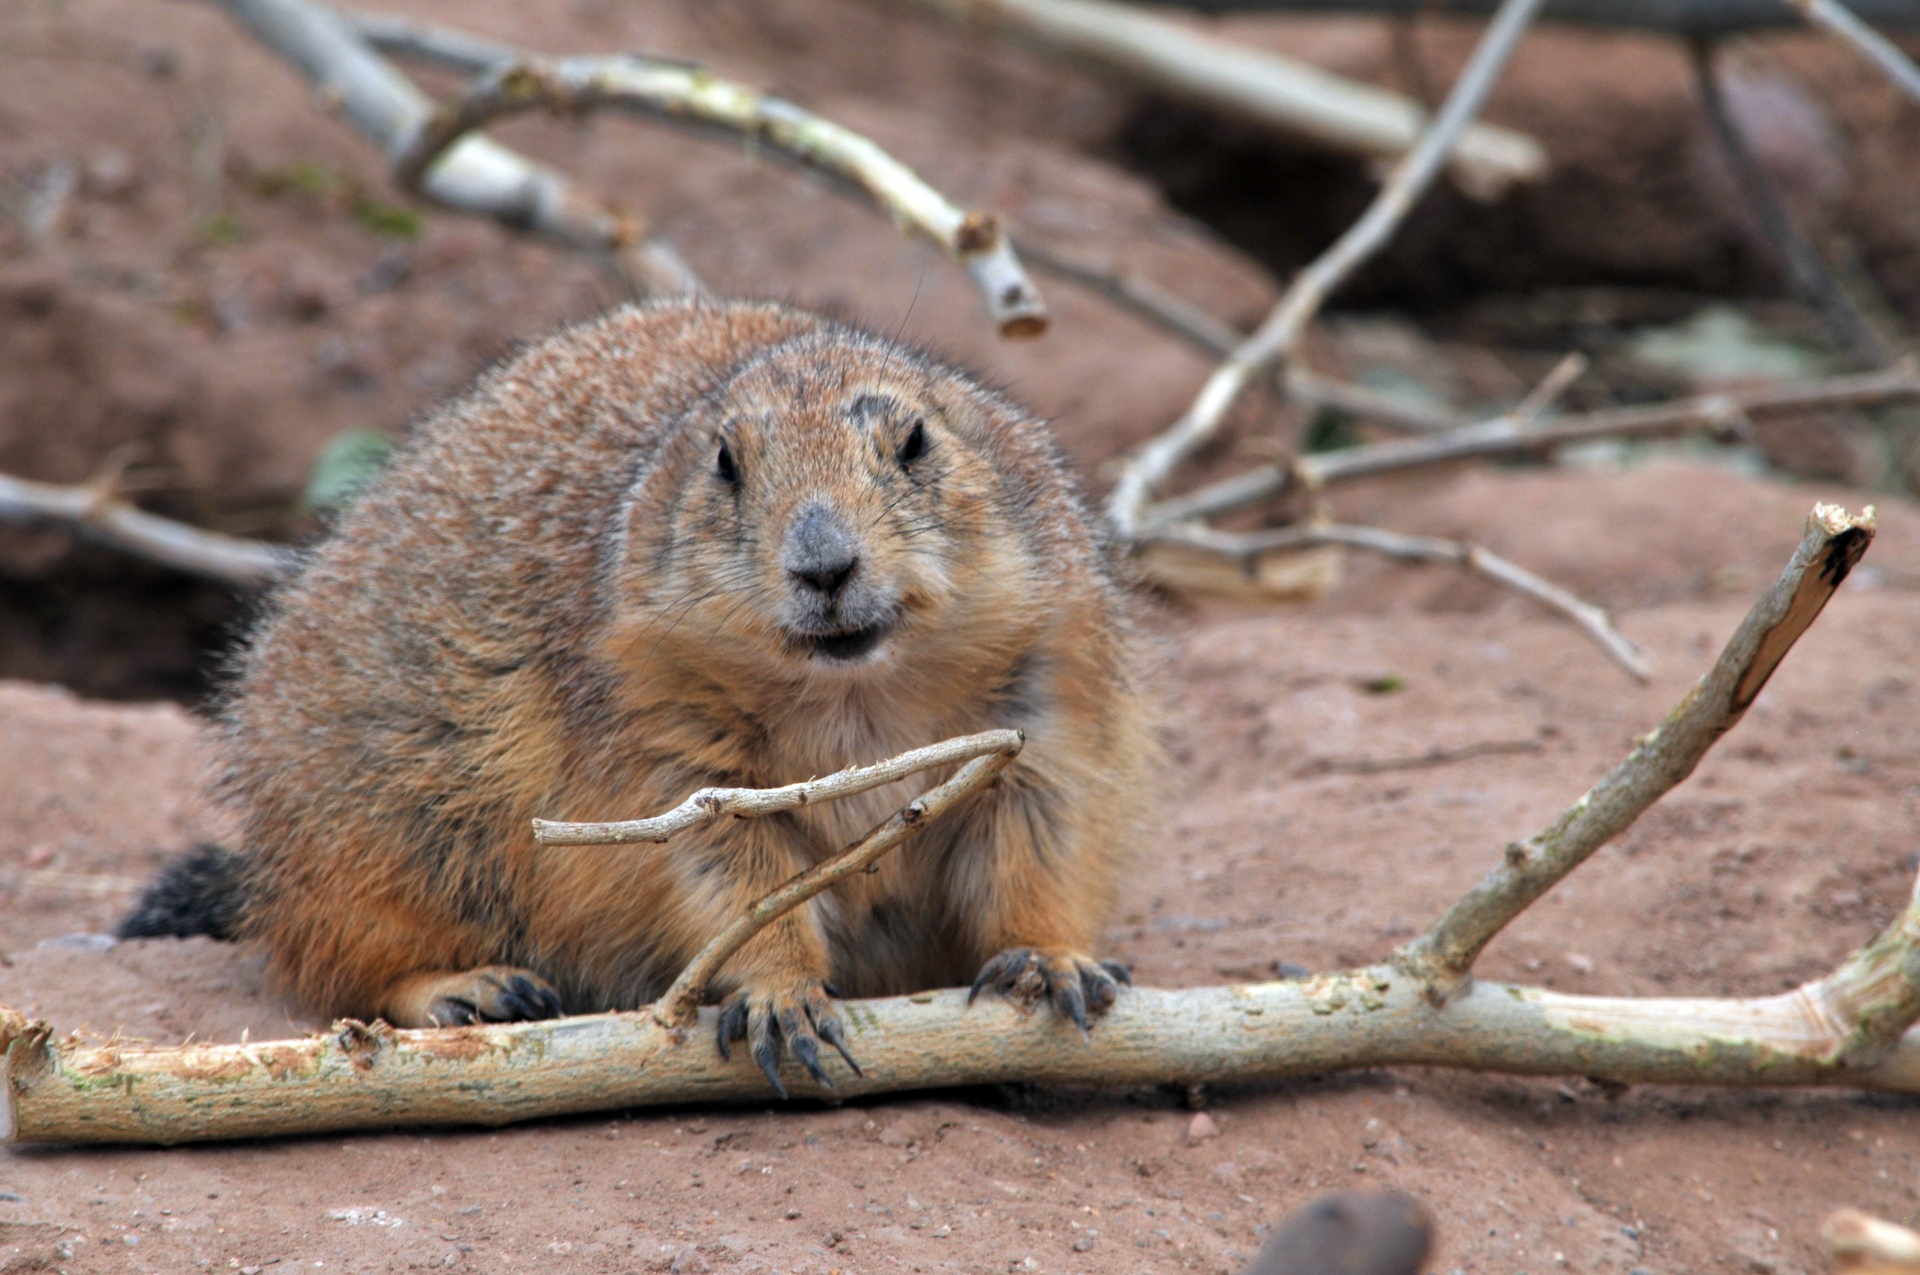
[0,539,255,706]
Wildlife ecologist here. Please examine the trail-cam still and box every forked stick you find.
[1106,0,1545,540]
[651,741,1024,1027]
[1146,520,1650,678]
[534,730,1022,845]
[1397,503,1876,997]
[389,53,1047,337]
[4,507,1916,1145]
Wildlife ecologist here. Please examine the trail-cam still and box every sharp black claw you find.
[968,965,998,1004]
[715,999,748,1060]
[752,1033,788,1099]
[791,1034,834,1091]
[1056,980,1090,1036]
[817,1016,862,1076]
[1100,960,1133,986]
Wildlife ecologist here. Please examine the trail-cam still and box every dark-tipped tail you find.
[117,843,248,941]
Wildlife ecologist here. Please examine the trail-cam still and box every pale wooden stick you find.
[202,0,699,297]
[1397,503,1875,996]
[1827,1209,1920,1269]
[7,940,1917,1145]
[875,0,1545,197]
[651,742,1023,1027]
[1785,0,1920,104]
[0,469,294,587]
[391,55,1047,337]
[1106,0,1545,539]
[1146,368,1920,529]
[1148,520,1650,678]
[533,730,1022,845]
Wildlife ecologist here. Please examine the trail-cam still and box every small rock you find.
[1566,953,1595,975]
[36,932,117,952]
[1072,1231,1097,1252]
[931,1225,951,1238]
[1187,1112,1220,1143]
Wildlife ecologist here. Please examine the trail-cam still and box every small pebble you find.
[1187,1112,1220,1143]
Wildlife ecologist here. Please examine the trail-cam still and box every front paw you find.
[969,947,1131,1032]
[715,977,860,1098]
[408,966,564,1028]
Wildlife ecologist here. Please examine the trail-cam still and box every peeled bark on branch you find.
[387,52,1047,337]
[5,505,1915,1146]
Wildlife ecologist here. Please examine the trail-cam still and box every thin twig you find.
[651,741,1024,1027]
[0,470,295,588]
[1106,0,1546,539]
[1691,38,1889,365]
[873,0,1545,196]
[533,730,1023,845]
[1784,0,1920,104]
[1139,0,1920,35]
[1396,503,1875,998]
[391,55,1047,337]
[1512,351,1587,423]
[1146,368,1920,528]
[1298,737,1542,776]
[1021,240,1469,434]
[1149,520,1650,678]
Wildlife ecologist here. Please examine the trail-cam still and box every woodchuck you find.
[121,299,1156,1090]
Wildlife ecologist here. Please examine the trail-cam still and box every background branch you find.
[1784,0,1920,103]
[204,0,699,297]
[0,470,296,588]
[1106,0,1545,539]
[388,53,1047,336]
[1140,0,1920,35]
[873,0,1546,198]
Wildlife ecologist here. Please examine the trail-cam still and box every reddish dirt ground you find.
[3,461,1918,1275]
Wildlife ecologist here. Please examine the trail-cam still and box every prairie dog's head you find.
[608,328,1070,688]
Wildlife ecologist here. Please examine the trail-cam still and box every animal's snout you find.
[783,504,860,599]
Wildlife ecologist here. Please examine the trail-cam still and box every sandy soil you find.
[2,460,1917,1275]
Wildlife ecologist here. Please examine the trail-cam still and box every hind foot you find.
[384,966,565,1028]
[969,947,1130,1033]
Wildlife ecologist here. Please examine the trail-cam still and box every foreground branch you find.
[1398,504,1874,994]
[1106,0,1544,539]
[4,506,1914,1145]
[875,0,1546,198]
[0,470,295,588]
[205,0,698,297]
[388,49,1047,336]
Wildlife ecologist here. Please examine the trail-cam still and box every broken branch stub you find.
[5,507,1918,1146]
[393,55,1047,337]
[1397,504,1875,995]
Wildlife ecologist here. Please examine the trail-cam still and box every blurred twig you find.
[1784,0,1920,104]
[870,0,1547,198]
[1690,39,1890,364]
[203,0,699,297]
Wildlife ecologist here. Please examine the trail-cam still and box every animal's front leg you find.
[685,823,860,1095]
[951,774,1132,1032]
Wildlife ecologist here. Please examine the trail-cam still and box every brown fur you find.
[212,299,1157,1051]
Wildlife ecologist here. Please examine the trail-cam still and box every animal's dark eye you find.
[897,420,927,467]
[715,440,740,488]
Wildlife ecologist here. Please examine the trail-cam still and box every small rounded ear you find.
[610,419,713,607]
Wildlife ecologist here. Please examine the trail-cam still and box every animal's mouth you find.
[802,619,893,662]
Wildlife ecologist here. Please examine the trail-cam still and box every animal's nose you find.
[784,505,860,598]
